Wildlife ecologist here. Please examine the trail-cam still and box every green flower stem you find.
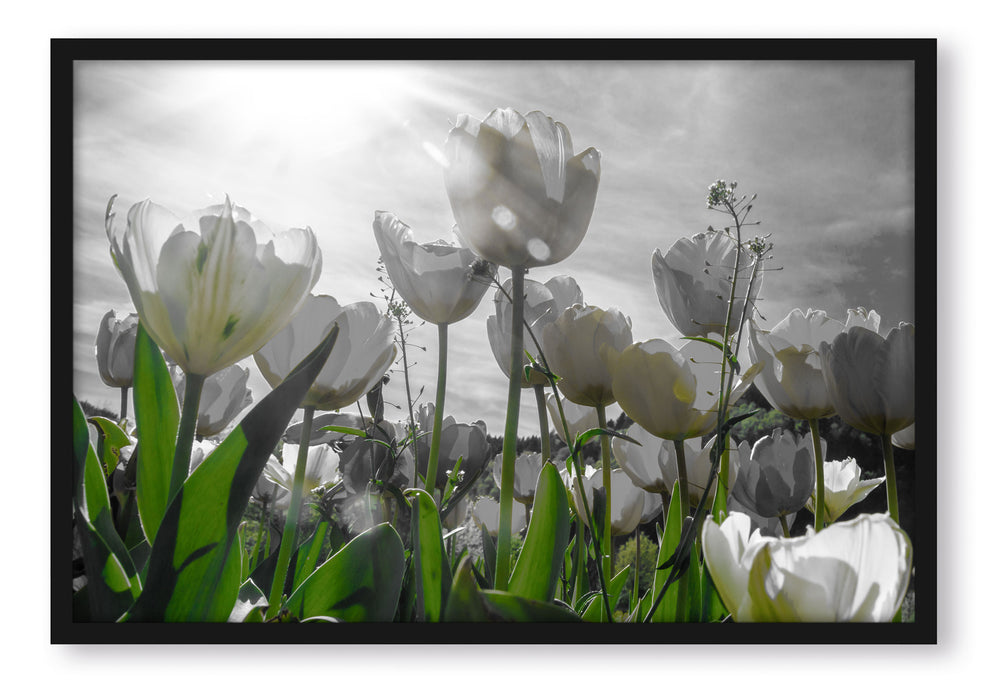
[534,385,551,466]
[596,403,612,583]
[250,498,269,571]
[168,372,205,504]
[424,322,449,500]
[778,514,791,538]
[119,387,129,423]
[881,433,900,523]
[673,438,690,622]
[811,419,826,532]
[571,519,587,608]
[633,527,641,621]
[265,405,314,620]
[495,265,526,591]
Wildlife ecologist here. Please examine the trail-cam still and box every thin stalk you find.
[495,266,526,590]
[119,387,128,423]
[168,372,205,504]
[534,385,551,466]
[673,438,690,622]
[633,527,641,621]
[265,406,314,620]
[778,515,791,538]
[424,322,449,499]
[881,433,900,523]
[571,519,587,608]
[596,404,612,583]
[397,310,420,489]
[810,419,826,531]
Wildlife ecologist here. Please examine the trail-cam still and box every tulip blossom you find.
[412,412,490,492]
[702,511,912,622]
[611,423,666,494]
[95,309,139,388]
[105,195,321,377]
[254,295,397,412]
[612,338,757,442]
[542,304,633,408]
[337,419,416,494]
[658,436,739,508]
[747,309,849,420]
[807,457,885,525]
[172,363,252,438]
[819,324,915,437]
[570,468,651,537]
[732,429,818,520]
[473,496,526,536]
[652,231,763,339]
[269,443,339,494]
[547,396,599,444]
[727,493,795,537]
[253,458,289,506]
[373,211,494,325]
[892,424,915,451]
[186,439,218,476]
[487,275,583,388]
[493,451,542,505]
[443,108,601,269]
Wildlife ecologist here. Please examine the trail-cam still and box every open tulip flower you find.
[95,309,139,388]
[612,338,759,441]
[105,195,322,377]
[732,429,819,520]
[443,108,601,269]
[172,363,253,438]
[254,294,397,412]
[702,511,912,622]
[652,231,763,339]
[269,443,340,494]
[571,467,652,537]
[473,496,527,536]
[819,323,914,437]
[658,435,739,509]
[488,275,583,387]
[493,451,542,505]
[373,211,495,324]
[253,458,290,506]
[807,457,885,525]
[542,304,633,408]
[611,422,666,494]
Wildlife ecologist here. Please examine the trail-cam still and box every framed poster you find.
[55,38,935,643]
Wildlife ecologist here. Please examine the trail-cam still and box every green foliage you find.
[613,533,659,612]
[508,463,570,601]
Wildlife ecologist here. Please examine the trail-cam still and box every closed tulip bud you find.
[570,467,650,537]
[473,496,526,535]
[702,511,912,622]
[373,211,494,325]
[172,363,253,438]
[254,294,397,412]
[807,457,885,524]
[412,416,490,492]
[95,309,140,388]
[819,324,915,436]
[493,451,542,505]
[658,435,738,508]
[547,396,599,443]
[891,424,915,450]
[542,304,633,407]
[443,108,601,268]
[652,231,763,339]
[487,275,583,388]
[612,338,759,441]
[610,423,666,494]
[732,429,819,519]
[105,195,321,376]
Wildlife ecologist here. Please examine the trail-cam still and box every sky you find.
[72,60,915,437]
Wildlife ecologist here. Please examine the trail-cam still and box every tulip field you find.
[70,104,920,631]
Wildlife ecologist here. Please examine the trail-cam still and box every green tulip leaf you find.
[292,521,330,593]
[284,523,405,622]
[581,565,631,622]
[318,425,369,438]
[643,481,683,622]
[680,336,740,371]
[228,578,268,623]
[124,326,339,621]
[508,462,570,602]
[479,522,497,586]
[88,416,132,479]
[572,427,642,455]
[443,557,490,622]
[72,397,142,620]
[132,323,180,544]
[408,489,448,621]
[443,559,581,622]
